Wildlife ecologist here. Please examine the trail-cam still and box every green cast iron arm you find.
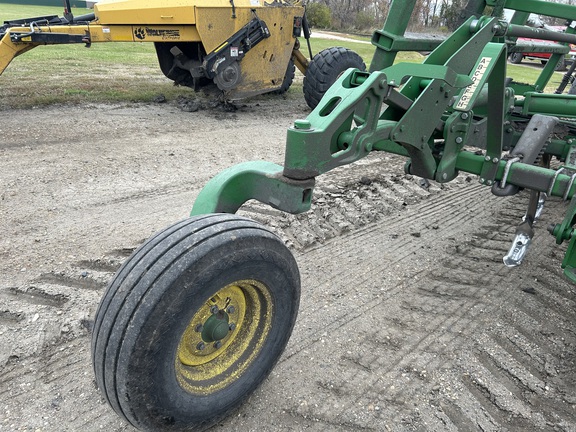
[191,161,315,215]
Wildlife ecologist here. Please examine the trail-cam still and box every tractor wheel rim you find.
[175,280,273,394]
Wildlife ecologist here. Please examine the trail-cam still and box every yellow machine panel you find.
[94,0,270,26]
[194,4,302,96]
[90,25,134,42]
[95,0,197,25]
[129,25,201,43]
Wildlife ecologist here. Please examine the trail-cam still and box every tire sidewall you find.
[569,79,576,95]
[509,52,523,64]
[555,58,567,71]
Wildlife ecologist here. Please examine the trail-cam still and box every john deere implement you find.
[8,0,576,430]
[90,0,576,430]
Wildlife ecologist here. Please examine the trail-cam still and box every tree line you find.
[305,0,575,33]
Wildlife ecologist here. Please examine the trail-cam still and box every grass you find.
[0,4,568,109]
[0,5,197,108]
[0,3,91,21]
[508,61,564,90]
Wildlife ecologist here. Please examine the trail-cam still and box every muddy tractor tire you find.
[303,46,366,110]
[92,214,300,431]
[275,59,296,94]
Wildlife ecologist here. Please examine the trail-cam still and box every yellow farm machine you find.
[0,0,366,108]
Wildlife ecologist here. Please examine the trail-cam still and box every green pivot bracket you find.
[191,161,314,216]
[191,67,390,218]
[452,42,508,187]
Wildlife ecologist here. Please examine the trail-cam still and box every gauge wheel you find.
[275,59,296,94]
[303,46,366,110]
[508,52,523,64]
[92,214,300,431]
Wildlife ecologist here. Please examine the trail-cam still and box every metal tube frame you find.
[192,0,576,281]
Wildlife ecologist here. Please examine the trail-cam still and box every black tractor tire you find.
[275,59,296,94]
[92,214,300,431]
[508,52,523,64]
[555,58,567,71]
[568,79,576,95]
[303,46,366,110]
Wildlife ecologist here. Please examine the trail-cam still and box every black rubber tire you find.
[91,214,300,431]
[274,59,296,94]
[536,57,565,71]
[303,46,366,110]
[555,58,567,71]
[508,52,523,64]
[568,79,576,95]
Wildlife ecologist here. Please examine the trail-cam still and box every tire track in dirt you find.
[0,247,133,375]
[0,158,475,431]
[231,190,576,431]
[226,180,509,430]
[1,158,575,431]
[0,337,128,431]
[416,196,576,431]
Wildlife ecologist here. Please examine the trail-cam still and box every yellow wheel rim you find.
[175,280,273,395]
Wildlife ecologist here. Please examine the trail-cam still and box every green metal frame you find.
[192,0,576,281]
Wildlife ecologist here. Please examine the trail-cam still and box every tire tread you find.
[303,47,366,109]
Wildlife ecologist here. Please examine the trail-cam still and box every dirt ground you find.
[1,92,576,432]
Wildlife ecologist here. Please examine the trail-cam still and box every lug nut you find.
[227,306,235,314]
[197,342,205,351]
[210,306,219,314]
[229,323,236,331]
[195,324,203,333]
[214,341,222,349]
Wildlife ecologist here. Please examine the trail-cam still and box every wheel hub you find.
[201,310,230,343]
[214,61,241,91]
[177,285,246,366]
